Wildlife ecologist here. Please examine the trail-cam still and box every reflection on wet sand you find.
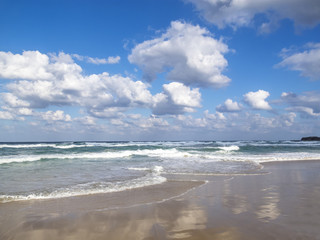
[255,187,280,222]
[163,205,207,239]
[222,181,249,215]
[4,198,208,240]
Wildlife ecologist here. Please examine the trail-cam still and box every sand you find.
[1,160,320,240]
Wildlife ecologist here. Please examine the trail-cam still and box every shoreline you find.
[1,160,320,239]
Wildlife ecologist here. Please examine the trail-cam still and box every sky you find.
[0,0,320,141]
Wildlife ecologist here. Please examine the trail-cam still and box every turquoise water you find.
[1,140,320,202]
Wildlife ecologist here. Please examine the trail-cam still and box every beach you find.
[2,0,320,238]
[1,160,320,240]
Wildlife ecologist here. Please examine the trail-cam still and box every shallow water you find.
[1,140,320,202]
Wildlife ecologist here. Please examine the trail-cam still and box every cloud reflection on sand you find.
[256,187,280,222]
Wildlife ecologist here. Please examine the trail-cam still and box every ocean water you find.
[1,140,320,203]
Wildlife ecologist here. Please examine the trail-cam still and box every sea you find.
[1,140,320,203]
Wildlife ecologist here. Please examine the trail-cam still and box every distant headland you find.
[301,136,320,141]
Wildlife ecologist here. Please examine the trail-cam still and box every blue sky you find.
[1,0,320,141]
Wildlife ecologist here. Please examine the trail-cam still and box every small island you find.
[301,136,320,141]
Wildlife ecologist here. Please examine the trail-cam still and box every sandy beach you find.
[1,160,320,240]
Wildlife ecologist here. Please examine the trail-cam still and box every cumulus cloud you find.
[0,104,34,120]
[128,21,230,88]
[0,50,153,118]
[0,49,205,124]
[0,111,14,120]
[2,93,30,108]
[40,110,71,122]
[277,42,320,80]
[133,115,169,129]
[0,50,55,80]
[152,82,201,115]
[15,108,33,116]
[244,90,272,110]
[281,91,320,117]
[216,99,242,112]
[186,0,320,32]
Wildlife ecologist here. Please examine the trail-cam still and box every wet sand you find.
[1,160,320,240]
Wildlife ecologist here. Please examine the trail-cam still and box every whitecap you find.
[217,145,240,151]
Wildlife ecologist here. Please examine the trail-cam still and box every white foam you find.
[0,143,56,148]
[128,166,164,173]
[1,141,319,150]
[128,167,150,171]
[0,155,44,164]
[2,144,320,166]
[153,165,164,174]
[217,145,240,151]
[0,170,167,203]
[0,143,88,149]
[51,144,87,149]
[0,148,194,165]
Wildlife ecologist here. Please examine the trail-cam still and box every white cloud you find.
[0,111,14,120]
[77,116,96,126]
[2,50,205,121]
[0,105,33,120]
[0,50,153,117]
[128,21,230,88]
[204,110,226,120]
[281,91,320,117]
[87,57,108,64]
[172,108,298,138]
[277,42,320,80]
[244,90,272,110]
[216,98,242,112]
[40,110,71,122]
[16,108,33,116]
[174,110,227,130]
[163,82,201,107]
[152,82,201,115]
[286,107,320,117]
[133,115,169,129]
[0,50,54,80]
[186,0,320,31]
[107,56,121,64]
[245,112,296,129]
[110,118,129,127]
[72,54,121,64]
[281,112,296,127]
[2,93,30,108]
[88,107,126,119]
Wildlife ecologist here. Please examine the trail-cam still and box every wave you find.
[0,166,166,203]
[0,146,245,165]
[2,145,320,165]
[128,166,164,173]
[0,148,191,165]
[0,152,133,164]
[217,145,240,151]
[0,141,222,149]
[0,143,88,149]
[0,143,58,149]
